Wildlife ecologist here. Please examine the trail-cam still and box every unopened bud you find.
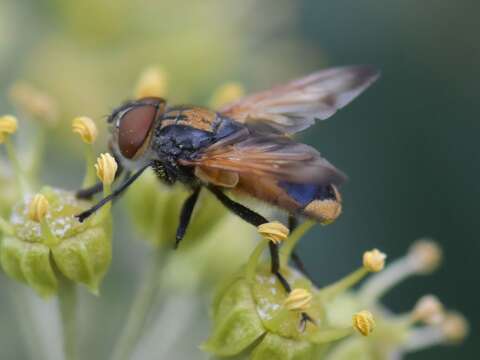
[8,82,57,124]
[412,295,444,325]
[95,153,117,185]
[441,312,469,343]
[363,249,386,272]
[72,116,98,144]
[134,66,167,99]
[210,82,245,109]
[284,288,312,312]
[0,115,18,143]
[409,239,442,274]
[353,310,375,336]
[27,194,49,222]
[257,221,289,244]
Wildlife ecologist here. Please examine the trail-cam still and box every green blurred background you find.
[0,0,477,359]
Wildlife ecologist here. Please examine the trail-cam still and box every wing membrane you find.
[181,128,346,186]
[219,66,379,134]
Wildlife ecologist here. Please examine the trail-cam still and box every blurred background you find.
[0,0,477,359]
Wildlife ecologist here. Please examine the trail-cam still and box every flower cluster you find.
[203,223,468,359]
[0,94,114,297]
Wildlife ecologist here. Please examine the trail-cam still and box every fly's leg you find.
[208,186,314,329]
[76,158,125,199]
[174,187,201,249]
[288,215,318,286]
[76,165,149,222]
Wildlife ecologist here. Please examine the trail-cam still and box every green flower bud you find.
[125,169,226,248]
[0,187,112,297]
[203,262,352,359]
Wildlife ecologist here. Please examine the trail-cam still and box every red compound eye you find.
[118,100,161,159]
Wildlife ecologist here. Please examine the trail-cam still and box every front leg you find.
[175,187,201,249]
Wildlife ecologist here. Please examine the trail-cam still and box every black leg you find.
[288,215,317,284]
[209,187,290,291]
[76,182,104,199]
[175,187,201,249]
[208,186,267,226]
[76,165,149,222]
[209,187,314,329]
[76,162,125,200]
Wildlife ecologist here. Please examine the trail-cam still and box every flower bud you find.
[363,249,386,272]
[0,188,112,296]
[441,312,469,343]
[352,310,375,336]
[27,194,49,222]
[257,221,289,244]
[72,116,98,144]
[134,66,167,99]
[0,115,18,143]
[209,82,245,109]
[8,82,57,125]
[284,288,313,312]
[409,239,442,274]
[95,153,117,185]
[412,295,444,325]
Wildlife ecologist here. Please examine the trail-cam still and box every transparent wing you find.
[219,66,379,134]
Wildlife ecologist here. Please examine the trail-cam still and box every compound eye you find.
[118,104,157,159]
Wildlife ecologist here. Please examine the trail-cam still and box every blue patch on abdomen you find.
[279,181,336,207]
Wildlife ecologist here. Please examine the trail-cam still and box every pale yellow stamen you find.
[284,288,312,312]
[257,221,289,244]
[27,194,49,222]
[352,310,375,336]
[134,66,167,99]
[72,116,98,144]
[409,239,442,274]
[8,82,57,124]
[363,249,386,272]
[412,295,444,325]
[95,153,118,185]
[0,115,18,143]
[209,82,245,109]
[441,312,469,343]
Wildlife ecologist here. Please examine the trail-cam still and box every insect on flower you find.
[76,66,379,322]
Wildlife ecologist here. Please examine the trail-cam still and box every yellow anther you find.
[72,116,98,144]
[95,153,118,185]
[363,248,386,272]
[352,310,375,336]
[441,312,469,343]
[27,194,49,222]
[409,239,442,274]
[0,115,18,143]
[134,66,167,99]
[8,82,57,124]
[412,295,444,325]
[209,82,245,109]
[257,221,289,244]
[284,288,313,312]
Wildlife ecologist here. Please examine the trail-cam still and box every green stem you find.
[246,239,269,284]
[58,277,78,360]
[0,215,14,235]
[280,220,315,267]
[8,283,48,360]
[27,127,46,184]
[111,249,168,360]
[82,146,96,188]
[317,267,368,302]
[4,137,30,194]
